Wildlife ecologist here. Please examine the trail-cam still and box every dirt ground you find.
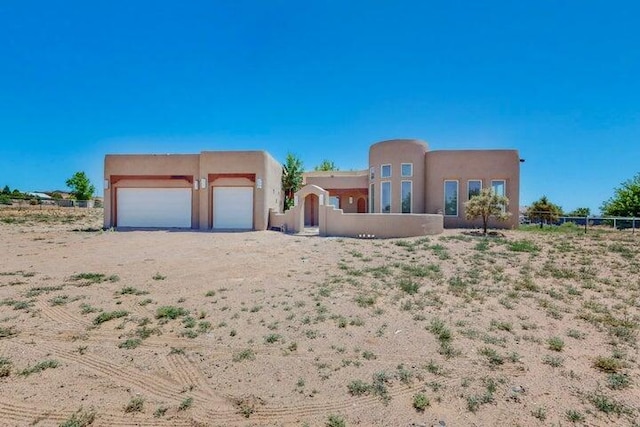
[0,207,638,426]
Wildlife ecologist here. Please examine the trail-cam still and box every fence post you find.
[584,216,588,234]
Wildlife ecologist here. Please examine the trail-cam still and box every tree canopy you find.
[600,173,640,217]
[527,196,562,227]
[314,159,338,171]
[464,188,510,234]
[282,153,304,210]
[566,207,591,217]
[65,171,95,201]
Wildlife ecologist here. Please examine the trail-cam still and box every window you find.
[329,196,339,209]
[370,167,375,180]
[491,180,506,197]
[381,181,391,213]
[401,181,412,213]
[401,163,413,177]
[369,184,375,213]
[444,180,458,216]
[491,180,506,212]
[468,180,482,199]
[381,164,391,178]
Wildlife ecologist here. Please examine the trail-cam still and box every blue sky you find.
[1,1,638,214]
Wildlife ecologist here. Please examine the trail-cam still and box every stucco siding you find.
[425,150,520,229]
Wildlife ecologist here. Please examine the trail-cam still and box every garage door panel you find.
[213,187,253,229]
[118,188,191,228]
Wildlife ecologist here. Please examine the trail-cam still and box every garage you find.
[117,188,192,228]
[213,187,253,229]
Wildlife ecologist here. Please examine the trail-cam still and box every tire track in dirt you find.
[45,343,191,402]
[199,382,427,424]
[35,300,92,328]
[164,353,219,399]
[0,399,192,427]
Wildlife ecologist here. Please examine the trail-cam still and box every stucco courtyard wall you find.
[323,209,443,238]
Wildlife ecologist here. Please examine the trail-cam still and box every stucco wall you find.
[104,154,200,229]
[425,150,520,229]
[104,151,280,230]
[369,139,428,214]
[323,209,443,238]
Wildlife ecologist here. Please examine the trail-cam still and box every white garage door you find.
[117,188,192,228]
[213,187,253,229]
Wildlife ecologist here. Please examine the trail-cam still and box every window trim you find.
[401,163,413,178]
[401,180,412,214]
[380,164,392,179]
[467,179,482,200]
[443,180,459,217]
[380,180,392,213]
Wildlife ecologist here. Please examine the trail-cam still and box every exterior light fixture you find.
[194,180,199,190]
[200,178,207,189]
[349,197,353,204]
[104,180,109,189]
[256,178,263,189]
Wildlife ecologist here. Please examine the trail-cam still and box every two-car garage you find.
[116,186,253,230]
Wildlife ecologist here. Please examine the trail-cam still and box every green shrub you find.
[413,393,430,412]
[93,310,128,325]
[155,306,188,320]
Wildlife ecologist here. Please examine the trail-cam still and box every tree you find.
[527,196,562,228]
[1,185,10,195]
[65,171,95,201]
[464,188,511,235]
[314,159,338,171]
[567,207,590,217]
[50,192,63,200]
[281,153,304,210]
[601,173,640,217]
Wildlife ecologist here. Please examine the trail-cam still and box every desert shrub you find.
[155,306,188,320]
[124,396,144,413]
[93,310,128,325]
[413,393,430,412]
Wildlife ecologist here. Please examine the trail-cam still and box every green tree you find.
[50,192,63,200]
[281,153,304,210]
[567,207,590,217]
[464,188,511,235]
[314,159,338,171]
[1,185,10,195]
[65,171,95,201]
[527,196,562,228]
[601,173,640,217]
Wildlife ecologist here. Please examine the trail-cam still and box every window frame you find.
[443,180,459,217]
[401,180,412,214]
[380,164,392,179]
[381,181,392,213]
[401,163,413,178]
[467,179,482,200]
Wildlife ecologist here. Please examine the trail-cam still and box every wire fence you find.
[523,212,639,234]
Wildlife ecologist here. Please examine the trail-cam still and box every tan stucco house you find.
[104,139,520,237]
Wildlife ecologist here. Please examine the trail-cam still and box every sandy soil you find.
[0,207,638,426]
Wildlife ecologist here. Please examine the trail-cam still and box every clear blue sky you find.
[1,1,638,214]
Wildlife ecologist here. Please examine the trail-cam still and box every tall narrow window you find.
[381,164,391,178]
[369,184,375,213]
[401,181,412,213]
[444,180,458,216]
[491,180,506,212]
[381,182,391,213]
[468,180,482,199]
[401,163,413,177]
